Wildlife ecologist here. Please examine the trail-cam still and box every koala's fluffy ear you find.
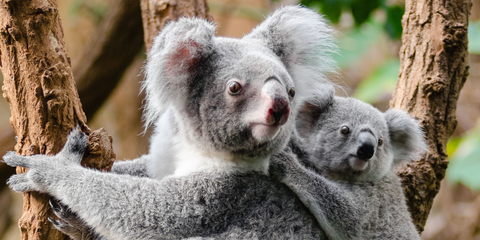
[143,18,215,128]
[245,6,337,109]
[384,109,428,165]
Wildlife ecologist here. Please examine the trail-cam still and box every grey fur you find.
[4,129,326,239]
[4,6,337,240]
[271,96,427,240]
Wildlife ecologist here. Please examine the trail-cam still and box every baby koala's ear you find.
[143,17,216,128]
[384,109,428,166]
[296,98,331,139]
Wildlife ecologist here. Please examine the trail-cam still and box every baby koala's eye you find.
[228,81,242,95]
[340,126,350,135]
[378,137,383,146]
[288,87,296,98]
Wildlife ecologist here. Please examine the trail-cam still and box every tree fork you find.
[0,1,114,239]
[393,0,472,232]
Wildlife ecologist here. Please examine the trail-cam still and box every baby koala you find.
[271,96,427,240]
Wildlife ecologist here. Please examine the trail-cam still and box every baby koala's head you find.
[297,96,428,182]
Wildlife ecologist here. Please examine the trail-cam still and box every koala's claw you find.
[49,198,99,240]
[48,217,60,226]
[49,198,62,213]
[50,198,85,229]
[60,126,88,157]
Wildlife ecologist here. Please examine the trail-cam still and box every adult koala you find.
[4,6,337,240]
[271,96,427,240]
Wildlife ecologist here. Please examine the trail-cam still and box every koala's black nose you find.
[357,132,376,160]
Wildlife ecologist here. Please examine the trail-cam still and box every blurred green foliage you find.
[70,0,108,24]
[447,124,480,191]
[469,20,480,54]
[353,59,399,103]
[301,0,404,39]
[334,20,383,69]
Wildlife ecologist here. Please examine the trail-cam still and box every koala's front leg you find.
[4,128,199,239]
[270,151,363,240]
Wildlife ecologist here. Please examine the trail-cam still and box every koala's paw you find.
[3,126,87,193]
[270,151,303,180]
[3,152,46,192]
[49,199,97,240]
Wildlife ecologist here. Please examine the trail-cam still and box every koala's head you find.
[297,97,428,182]
[143,6,337,160]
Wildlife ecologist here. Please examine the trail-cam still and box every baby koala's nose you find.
[357,132,376,160]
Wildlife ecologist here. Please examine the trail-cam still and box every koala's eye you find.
[340,126,350,135]
[288,87,296,98]
[378,137,383,146]
[228,81,242,95]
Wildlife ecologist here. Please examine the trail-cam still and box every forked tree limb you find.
[393,0,472,233]
[0,0,144,193]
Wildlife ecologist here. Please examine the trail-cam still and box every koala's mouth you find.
[250,123,282,142]
[351,156,369,171]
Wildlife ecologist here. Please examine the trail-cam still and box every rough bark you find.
[392,0,471,233]
[0,1,114,239]
[140,0,212,51]
[0,0,143,193]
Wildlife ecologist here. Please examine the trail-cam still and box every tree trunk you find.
[140,0,211,51]
[0,1,114,239]
[392,0,471,233]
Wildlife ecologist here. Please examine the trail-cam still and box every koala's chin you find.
[350,157,369,171]
[250,123,283,142]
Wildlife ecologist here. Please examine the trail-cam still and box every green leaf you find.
[320,0,345,23]
[384,5,404,39]
[469,20,480,54]
[350,0,380,26]
[447,124,480,191]
[446,136,462,157]
[352,59,399,104]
